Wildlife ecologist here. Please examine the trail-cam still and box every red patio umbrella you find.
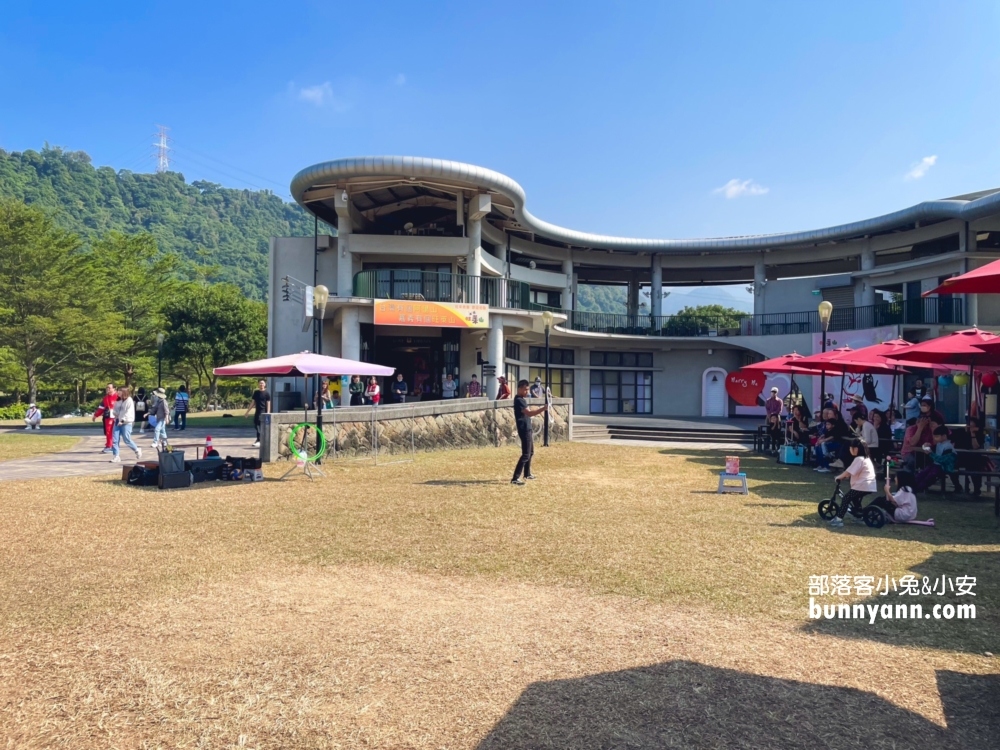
[888,329,1000,414]
[924,258,1000,296]
[740,352,813,373]
[793,346,901,411]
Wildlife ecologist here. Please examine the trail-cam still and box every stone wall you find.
[260,398,572,462]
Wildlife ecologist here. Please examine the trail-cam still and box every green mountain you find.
[0,145,321,299]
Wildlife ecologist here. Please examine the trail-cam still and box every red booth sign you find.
[726,371,765,407]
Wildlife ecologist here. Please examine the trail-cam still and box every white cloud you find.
[905,155,937,181]
[394,73,406,86]
[713,178,769,199]
[297,82,334,106]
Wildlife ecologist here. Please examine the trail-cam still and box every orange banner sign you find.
[373,299,489,328]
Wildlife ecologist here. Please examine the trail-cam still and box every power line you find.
[171,142,288,191]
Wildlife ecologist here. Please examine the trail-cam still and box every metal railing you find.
[354,269,532,310]
[353,270,965,337]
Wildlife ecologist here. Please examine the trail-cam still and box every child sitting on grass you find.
[829,438,876,528]
[868,470,918,524]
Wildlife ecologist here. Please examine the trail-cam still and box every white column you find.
[965,227,978,325]
[335,194,354,297]
[753,259,766,316]
[340,307,360,361]
[486,314,504,399]
[650,255,663,318]
[562,257,574,311]
[859,245,876,306]
[467,217,482,278]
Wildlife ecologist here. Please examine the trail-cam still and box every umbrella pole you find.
[969,363,974,417]
[839,370,846,410]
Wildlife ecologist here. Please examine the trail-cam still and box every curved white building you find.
[268,156,1000,418]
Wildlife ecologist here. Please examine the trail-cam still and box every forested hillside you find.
[0,146,320,299]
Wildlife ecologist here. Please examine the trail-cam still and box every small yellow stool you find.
[718,472,749,494]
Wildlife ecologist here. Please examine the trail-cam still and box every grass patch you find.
[0,431,79,462]
[0,443,997,747]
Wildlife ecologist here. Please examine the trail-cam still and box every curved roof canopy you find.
[291,156,1000,260]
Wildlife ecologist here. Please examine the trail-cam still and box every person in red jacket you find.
[92,382,118,453]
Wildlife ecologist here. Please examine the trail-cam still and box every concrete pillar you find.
[486,314,504,399]
[626,274,640,316]
[753,259,766,316]
[337,212,354,297]
[467,218,482,278]
[650,255,663,318]
[340,307,360,361]
[859,245,876,307]
[965,227,978,325]
[562,258,574,311]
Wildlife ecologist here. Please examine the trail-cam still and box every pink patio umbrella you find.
[214,351,395,378]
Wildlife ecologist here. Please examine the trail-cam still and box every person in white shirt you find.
[110,386,142,463]
[23,403,42,430]
[442,373,458,399]
[869,470,918,523]
[829,438,876,528]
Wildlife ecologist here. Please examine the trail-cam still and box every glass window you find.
[622,353,637,367]
[638,353,653,368]
[506,341,521,361]
[590,352,605,366]
[589,370,653,414]
[529,367,574,398]
[606,352,621,367]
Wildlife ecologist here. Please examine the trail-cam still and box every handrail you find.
[353,270,965,337]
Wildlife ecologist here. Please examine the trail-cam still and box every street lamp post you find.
[541,310,553,447]
[156,332,165,389]
[313,284,330,463]
[818,301,833,412]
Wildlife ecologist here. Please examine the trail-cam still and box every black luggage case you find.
[159,450,186,474]
[158,470,194,490]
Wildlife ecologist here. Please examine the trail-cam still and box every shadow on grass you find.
[423,479,507,487]
[476,660,997,749]
[803,550,1000,656]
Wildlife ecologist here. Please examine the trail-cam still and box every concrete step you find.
[606,425,756,444]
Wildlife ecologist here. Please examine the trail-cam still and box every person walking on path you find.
[511,379,548,486]
[442,373,458,400]
[110,386,142,464]
[150,387,170,450]
[244,379,271,448]
[92,382,118,453]
[23,403,42,430]
[173,385,189,430]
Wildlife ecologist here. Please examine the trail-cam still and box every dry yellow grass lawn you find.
[0,443,997,748]
[0,432,78,462]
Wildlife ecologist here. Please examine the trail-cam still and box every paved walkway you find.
[0,427,257,481]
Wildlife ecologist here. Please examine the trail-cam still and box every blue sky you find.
[2,0,999,256]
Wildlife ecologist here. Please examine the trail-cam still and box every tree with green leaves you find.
[86,231,181,387]
[661,304,747,336]
[161,283,267,404]
[0,199,106,402]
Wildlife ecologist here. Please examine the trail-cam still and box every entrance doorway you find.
[702,367,728,417]
[361,325,460,402]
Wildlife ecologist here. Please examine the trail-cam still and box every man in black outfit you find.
[392,372,408,403]
[244,379,271,448]
[511,379,548,485]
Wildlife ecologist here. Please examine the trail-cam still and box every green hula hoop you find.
[288,422,327,462]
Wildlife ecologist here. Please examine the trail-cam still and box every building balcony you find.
[354,270,964,336]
